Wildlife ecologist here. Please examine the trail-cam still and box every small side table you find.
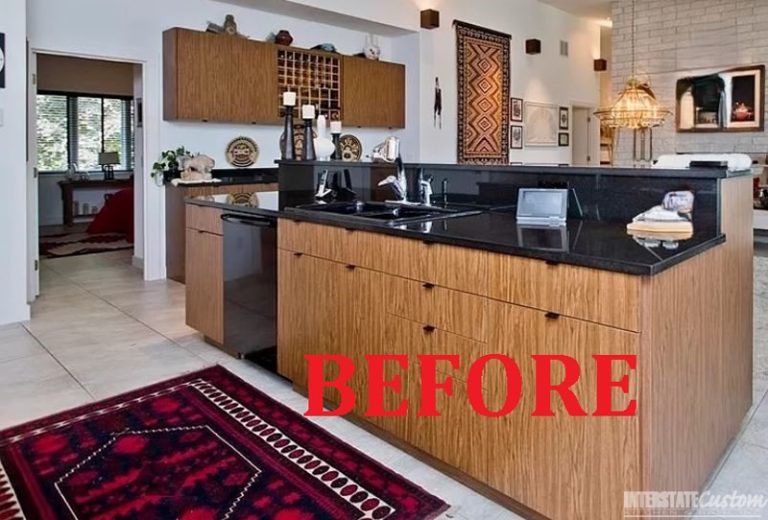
[59,178,133,226]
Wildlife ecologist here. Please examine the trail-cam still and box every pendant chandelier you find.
[595,0,671,158]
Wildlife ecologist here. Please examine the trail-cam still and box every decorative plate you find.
[280,124,317,160]
[226,137,259,168]
[226,192,253,205]
[339,134,363,162]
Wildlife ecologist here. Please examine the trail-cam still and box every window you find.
[36,92,134,173]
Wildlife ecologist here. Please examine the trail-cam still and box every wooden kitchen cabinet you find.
[342,56,406,128]
[185,227,224,344]
[164,28,279,123]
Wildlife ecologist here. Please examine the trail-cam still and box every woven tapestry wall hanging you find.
[455,21,511,164]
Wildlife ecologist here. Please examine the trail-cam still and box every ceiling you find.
[539,0,612,22]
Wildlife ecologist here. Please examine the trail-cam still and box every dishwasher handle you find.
[221,214,276,228]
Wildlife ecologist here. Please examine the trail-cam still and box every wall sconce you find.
[420,9,440,29]
[594,58,608,71]
[525,39,541,55]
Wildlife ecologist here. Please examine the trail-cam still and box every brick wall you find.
[611,0,768,165]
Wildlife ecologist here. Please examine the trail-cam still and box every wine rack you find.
[277,48,341,120]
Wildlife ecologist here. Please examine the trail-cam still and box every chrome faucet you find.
[418,169,433,206]
[377,156,408,202]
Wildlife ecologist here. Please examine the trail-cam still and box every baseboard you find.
[132,255,144,270]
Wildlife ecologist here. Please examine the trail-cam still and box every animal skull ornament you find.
[180,154,215,182]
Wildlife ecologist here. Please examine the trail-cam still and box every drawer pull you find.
[345,264,357,271]
[545,312,561,320]
[293,252,303,258]
[422,283,435,290]
[423,325,436,333]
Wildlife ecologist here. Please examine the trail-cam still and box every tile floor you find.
[1,249,767,519]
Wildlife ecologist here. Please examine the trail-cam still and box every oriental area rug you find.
[0,366,448,519]
[40,232,133,259]
[455,20,511,165]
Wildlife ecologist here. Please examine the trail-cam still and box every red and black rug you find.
[0,366,448,519]
[39,232,133,259]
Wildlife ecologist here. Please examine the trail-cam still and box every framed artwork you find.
[676,65,765,132]
[559,106,569,130]
[524,102,558,146]
[510,97,523,122]
[558,132,570,147]
[510,125,523,149]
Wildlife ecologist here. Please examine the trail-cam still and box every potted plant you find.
[152,147,192,185]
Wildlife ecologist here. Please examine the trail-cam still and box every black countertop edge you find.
[274,211,727,276]
[275,160,754,179]
[186,198,727,276]
[167,177,278,188]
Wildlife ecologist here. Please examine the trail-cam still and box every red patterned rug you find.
[0,366,448,519]
[455,20,511,165]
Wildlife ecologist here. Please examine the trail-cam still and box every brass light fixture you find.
[594,0,670,164]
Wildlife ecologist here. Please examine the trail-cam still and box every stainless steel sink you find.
[287,201,481,226]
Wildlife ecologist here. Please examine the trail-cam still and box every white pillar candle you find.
[330,121,342,134]
[302,104,316,120]
[316,114,327,140]
[282,91,297,106]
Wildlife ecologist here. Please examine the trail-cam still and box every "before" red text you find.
[303,354,637,418]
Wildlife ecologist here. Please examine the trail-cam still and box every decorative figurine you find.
[363,35,381,60]
[206,15,246,38]
[180,154,215,182]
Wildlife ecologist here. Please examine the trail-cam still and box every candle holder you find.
[281,105,296,160]
[331,132,342,160]
[302,118,316,161]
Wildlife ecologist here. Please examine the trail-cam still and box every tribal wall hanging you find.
[455,21,511,164]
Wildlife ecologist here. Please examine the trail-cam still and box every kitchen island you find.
[185,164,753,520]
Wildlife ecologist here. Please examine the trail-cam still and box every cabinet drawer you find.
[386,275,487,342]
[488,253,640,331]
[277,219,359,263]
[357,232,489,295]
[186,205,223,235]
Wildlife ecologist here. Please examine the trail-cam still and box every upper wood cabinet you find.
[342,56,406,128]
[163,28,279,124]
[163,28,406,128]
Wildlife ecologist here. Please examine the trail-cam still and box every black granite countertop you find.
[187,190,725,276]
[276,160,753,179]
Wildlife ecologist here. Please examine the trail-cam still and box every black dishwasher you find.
[221,213,278,370]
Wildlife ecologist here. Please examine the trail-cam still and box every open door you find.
[26,44,39,301]
[572,106,598,167]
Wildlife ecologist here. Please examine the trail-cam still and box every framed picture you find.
[559,106,569,130]
[510,97,523,122]
[524,102,558,146]
[510,125,523,149]
[558,132,570,147]
[676,65,765,132]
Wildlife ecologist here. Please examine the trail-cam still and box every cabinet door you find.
[486,300,640,520]
[167,29,279,123]
[185,229,224,343]
[342,56,405,128]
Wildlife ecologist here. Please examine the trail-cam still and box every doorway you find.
[27,52,143,301]
[571,106,598,167]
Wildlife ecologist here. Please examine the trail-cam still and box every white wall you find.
[416,0,602,164]
[27,0,409,281]
[0,0,31,325]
